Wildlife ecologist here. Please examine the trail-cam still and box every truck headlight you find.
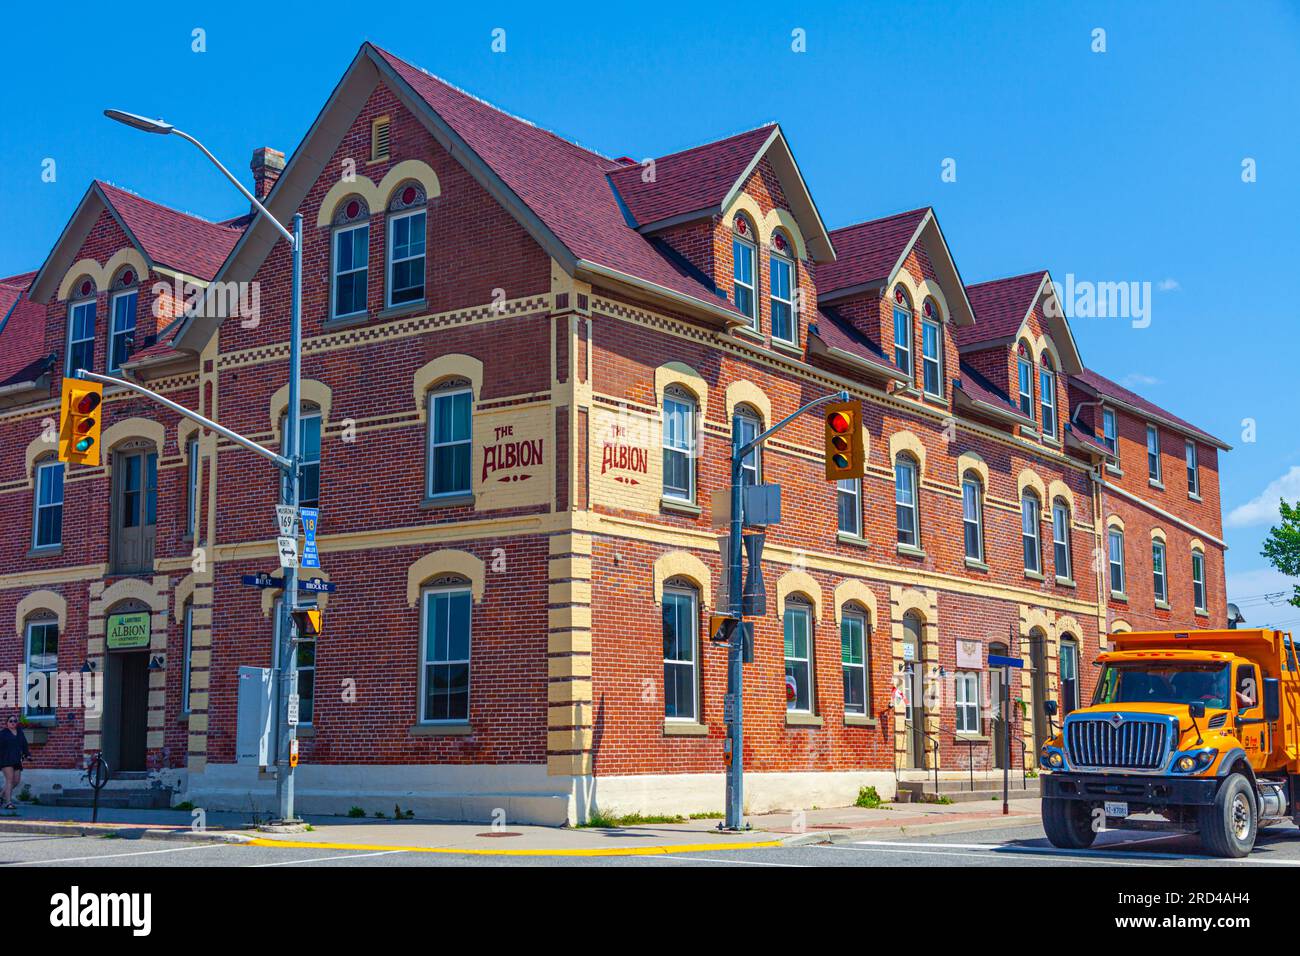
[1171,749,1216,774]
[1046,751,1064,769]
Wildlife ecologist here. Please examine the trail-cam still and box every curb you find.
[779,813,1038,847]
[0,820,253,844]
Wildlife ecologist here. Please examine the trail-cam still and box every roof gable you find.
[1073,368,1228,450]
[0,272,49,386]
[958,270,1083,373]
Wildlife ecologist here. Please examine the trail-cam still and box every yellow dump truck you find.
[1039,628,1300,857]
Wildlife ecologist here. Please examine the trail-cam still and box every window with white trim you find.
[732,216,756,327]
[1153,539,1168,605]
[420,584,471,722]
[961,472,983,562]
[1186,440,1200,497]
[108,288,137,373]
[784,599,813,713]
[837,478,861,537]
[1146,425,1162,482]
[33,460,64,549]
[662,584,698,721]
[66,297,96,376]
[186,439,199,538]
[1016,342,1033,418]
[955,670,979,733]
[1039,358,1057,437]
[841,608,868,716]
[1109,528,1126,595]
[182,603,194,714]
[427,386,473,498]
[896,456,919,547]
[920,301,942,396]
[1102,407,1118,457]
[769,235,795,343]
[386,184,427,307]
[1192,549,1207,612]
[736,407,762,486]
[893,288,913,376]
[282,409,321,509]
[1052,499,1071,581]
[24,618,58,719]
[1022,492,1042,574]
[332,198,370,319]
[662,388,696,503]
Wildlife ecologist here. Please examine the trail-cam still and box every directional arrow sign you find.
[276,536,298,569]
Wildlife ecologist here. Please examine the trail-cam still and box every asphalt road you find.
[7,821,1300,866]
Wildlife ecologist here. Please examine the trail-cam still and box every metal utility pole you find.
[722,389,849,832]
[105,109,305,823]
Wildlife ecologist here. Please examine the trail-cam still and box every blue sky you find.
[3,0,1297,619]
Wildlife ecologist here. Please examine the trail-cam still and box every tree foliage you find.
[1261,499,1300,608]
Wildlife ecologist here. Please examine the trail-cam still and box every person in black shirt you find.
[0,716,31,810]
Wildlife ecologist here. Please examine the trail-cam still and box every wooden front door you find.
[112,449,156,574]
[117,652,149,772]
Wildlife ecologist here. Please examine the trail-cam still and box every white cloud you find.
[1121,372,1162,389]
[1157,278,1181,292]
[1226,465,1300,528]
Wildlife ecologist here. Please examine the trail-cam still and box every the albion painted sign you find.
[482,424,544,483]
[471,403,553,510]
[106,612,151,650]
[600,421,648,485]
[590,406,660,512]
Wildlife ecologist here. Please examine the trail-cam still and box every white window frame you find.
[837,478,861,538]
[841,610,868,716]
[1153,539,1168,605]
[733,233,757,328]
[662,391,697,503]
[66,298,96,376]
[1017,352,1033,417]
[921,317,943,397]
[24,618,58,720]
[1109,529,1126,596]
[662,585,699,722]
[1039,364,1057,437]
[769,251,795,343]
[182,603,194,714]
[1102,407,1118,456]
[1192,550,1207,612]
[893,297,912,376]
[107,288,138,374]
[1052,500,1071,581]
[426,388,473,499]
[386,208,427,308]
[419,584,472,724]
[33,460,64,549]
[895,457,919,547]
[1186,440,1200,497]
[284,410,322,509]
[331,221,370,319]
[1022,493,1042,574]
[955,670,980,733]
[961,474,983,562]
[736,409,762,486]
[186,439,199,538]
[1146,425,1162,483]
[784,602,813,714]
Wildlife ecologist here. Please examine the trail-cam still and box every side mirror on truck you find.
[1044,700,1058,716]
[1264,678,1281,722]
[1188,702,1206,719]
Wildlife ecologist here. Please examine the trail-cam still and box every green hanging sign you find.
[106,612,151,650]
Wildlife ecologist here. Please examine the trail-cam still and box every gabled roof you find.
[807,308,908,382]
[954,360,1034,426]
[0,272,54,390]
[816,208,975,327]
[606,124,835,261]
[1072,368,1229,450]
[957,270,1083,373]
[28,181,245,304]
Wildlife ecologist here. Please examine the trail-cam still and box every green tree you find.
[1262,499,1300,608]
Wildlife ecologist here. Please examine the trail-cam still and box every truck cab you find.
[1038,628,1299,857]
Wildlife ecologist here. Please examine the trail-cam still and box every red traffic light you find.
[827,410,852,434]
[74,392,101,415]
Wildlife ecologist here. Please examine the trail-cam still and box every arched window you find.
[1051,498,1072,581]
[281,403,322,509]
[736,404,762,485]
[1016,340,1034,418]
[108,267,139,374]
[662,577,700,722]
[732,214,757,328]
[892,286,913,376]
[32,457,64,550]
[110,439,158,575]
[961,470,983,562]
[1108,527,1126,596]
[784,595,814,714]
[332,196,370,319]
[769,230,795,343]
[895,454,919,548]
[386,182,427,308]
[662,385,697,503]
[1039,353,1057,437]
[1192,549,1207,612]
[66,278,97,377]
[23,613,58,720]
[427,378,473,500]
[920,298,943,397]
[1021,491,1042,574]
[1152,538,1168,605]
[837,475,861,538]
[420,574,472,723]
[1060,635,1080,715]
[840,603,870,716]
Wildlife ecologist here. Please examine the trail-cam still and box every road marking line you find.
[820,844,1164,866]
[251,850,406,867]
[4,843,222,865]
[243,837,785,858]
[664,855,805,867]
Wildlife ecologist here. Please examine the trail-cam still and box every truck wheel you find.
[1042,797,1097,849]
[1198,773,1257,858]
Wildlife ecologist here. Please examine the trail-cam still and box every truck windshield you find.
[1092,662,1230,709]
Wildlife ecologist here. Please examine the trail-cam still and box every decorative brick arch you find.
[653,551,713,608]
[955,450,989,489]
[1056,614,1083,639]
[172,573,195,623]
[1111,619,1133,634]
[1017,468,1048,505]
[889,430,926,477]
[315,159,442,227]
[725,380,771,427]
[101,578,166,614]
[1106,514,1125,532]
[413,354,483,423]
[270,379,333,444]
[57,248,149,301]
[406,549,485,607]
[1021,606,1056,639]
[833,579,878,627]
[1048,479,1075,515]
[16,590,67,636]
[654,362,709,419]
[1150,526,1168,544]
[1190,537,1206,554]
[102,417,165,455]
[913,278,953,327]
[776,569,823,620]
[25,433,57,484]
[889,271,924,316]
[761,207,809,262]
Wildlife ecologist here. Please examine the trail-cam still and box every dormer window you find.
[108,269,138,374]
[892,286,913,376]
[1039,354,1057,438]
[1016,341,1033,418]
[769,231,795,343]
[332,196,370,319]
[920,299,943,397]
[386,183,426,308]
[732,215,757,328]
[65,280,97,377]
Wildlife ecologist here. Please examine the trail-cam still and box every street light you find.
[107,107,305,824]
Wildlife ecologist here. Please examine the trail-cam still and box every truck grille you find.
[1066,717,1168,770]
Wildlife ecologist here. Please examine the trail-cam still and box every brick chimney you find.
[249,147,285,204]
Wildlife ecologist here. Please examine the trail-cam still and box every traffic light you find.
[823,399,864,480]
[59,379,103,467]
[291,607,323,637]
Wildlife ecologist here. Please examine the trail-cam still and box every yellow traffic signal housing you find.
[823,399,864,480]
[291,607,323,637]
[58,379,103,467]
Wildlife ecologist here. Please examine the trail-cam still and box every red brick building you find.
[0,42,1229,822]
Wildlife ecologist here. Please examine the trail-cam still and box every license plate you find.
[1104,801,1129,818]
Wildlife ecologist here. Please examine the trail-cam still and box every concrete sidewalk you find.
[0,797,1043,856]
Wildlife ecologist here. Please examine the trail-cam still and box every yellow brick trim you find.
[777,569,824,620]
[548,655,592,679]
[549,556,592,580]
[654,361,710,419]
[548,678,592,704]
[15,590,67,636]
[549,581,591,605]
[548,729,593,751]
[549,606,592,630]
[548,630,592,654]
[412,354,484,422]
[833,579,878,626]
[653,550,713,607]
[889,429,927,476]
[548,753,592,776]
[406,548,485,606]
[955,450,989,489]
[1017,467,1048,506]
[725,379,772,427]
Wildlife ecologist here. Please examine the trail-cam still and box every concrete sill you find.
[321,313,371,332]
[1155,601,1171,611]
[1056,576,1076,588]
[663,721,709,737]
[27,546,62,559]
[896,544,926,560]
[421,494,475,510]
[1024,570,1045,582]
[1042,436,1061,449]
[1105,464,1123,477]
[836,532,870,549]
[964,558,989,572]
[409,723,473,737]
[785,713,824,728]
[843,714,878,728]
[1189,492,1203,502]
[731,326,764,343]
[1195,609,1210,618]
[1110,591,1129,603]
[1149,479,1165,490]
[770,340,803,358]
[956,733,990,743]
[378,301,427,321]
[660,497,702,517]
[23,727,50,745]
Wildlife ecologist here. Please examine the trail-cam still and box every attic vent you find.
[371,116,391,162]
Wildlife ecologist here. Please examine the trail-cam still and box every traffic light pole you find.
[722,388,849,832]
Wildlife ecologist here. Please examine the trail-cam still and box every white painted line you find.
[251,850,406,867]
[4,843,223,865]
[821,843,1163,867]
[664,854,805,867]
